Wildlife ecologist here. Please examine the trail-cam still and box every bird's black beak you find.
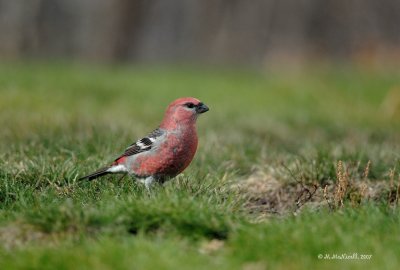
[196,102,209,114]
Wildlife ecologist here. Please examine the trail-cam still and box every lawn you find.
[0,62,399,269]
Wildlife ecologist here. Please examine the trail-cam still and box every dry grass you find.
[333,160,348,208]
[387,167,400,205]
[236,160,399,218]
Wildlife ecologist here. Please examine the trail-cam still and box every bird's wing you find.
[115,128,165,161]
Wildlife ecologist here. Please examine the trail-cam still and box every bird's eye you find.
[185,103,195,109]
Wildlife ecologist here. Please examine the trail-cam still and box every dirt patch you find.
[0,223,47,250]
[234,168,397,219]
[199,239,224,254]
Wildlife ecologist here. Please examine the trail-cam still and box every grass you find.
[0,62,400,269]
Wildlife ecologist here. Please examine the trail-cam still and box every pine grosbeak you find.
[79,97,209,188]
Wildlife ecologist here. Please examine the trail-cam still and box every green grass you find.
[0,62,399,269]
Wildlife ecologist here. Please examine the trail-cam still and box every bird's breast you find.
[131,127,198,177]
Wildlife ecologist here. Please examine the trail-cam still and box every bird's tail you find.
[78,166,111,181]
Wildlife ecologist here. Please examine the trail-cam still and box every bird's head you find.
[160,97,209,129]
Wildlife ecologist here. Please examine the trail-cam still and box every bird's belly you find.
[130,133,198,178]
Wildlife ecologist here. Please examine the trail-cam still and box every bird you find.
[79,97,209,188]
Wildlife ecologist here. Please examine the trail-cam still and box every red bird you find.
[79,97,209,188]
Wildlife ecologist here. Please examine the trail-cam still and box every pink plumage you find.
[79,97,209,188]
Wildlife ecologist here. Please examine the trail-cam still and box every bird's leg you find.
[144,176,155,190]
